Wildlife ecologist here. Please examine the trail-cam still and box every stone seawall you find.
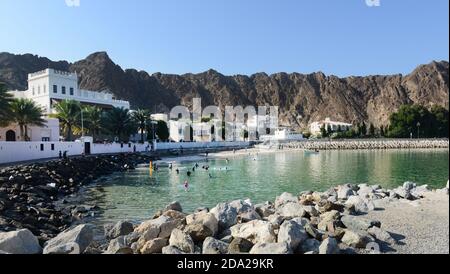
[0,153,157,243]
[281,139,449,150]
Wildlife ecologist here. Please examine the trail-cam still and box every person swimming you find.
[176,169,180,174]
[169,163,173,170]
[209,173,213,179]
[195,163,199,168]
[187,171,192,177]
[184,180,189,191]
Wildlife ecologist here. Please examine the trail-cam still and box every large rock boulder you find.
[164,201,183,212]
[184,223,213,243]
[274,193,298,208]
[0,229,42,254]
[43,224,94,254]
[341,215,381,231]
[341,230,375,248]
[299,238,321,254]
[277,220,308,251]
[345,196,375,213]
[134,215,183,241]
[275,202,306,219]
[105,221,134,240]
[255,202,275,218]
[367,227,396,245]
[230,220,277,244]
[140,238,168,254]
[318,237,340,254]
[168,228,195,253]
[185,211,218,236]
[105,236,133,254]
[162,245,185,254]
[249,242,292,254]
[202,237,229,254]
[210,200,260,231]
[337,184,355,200]
[228,237,254,254]
[317,210,340,231]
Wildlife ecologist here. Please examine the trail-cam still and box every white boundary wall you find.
[154,141,249,151]
[0,141,152,165]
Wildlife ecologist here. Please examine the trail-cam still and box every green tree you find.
[9,98,46,141]
[320,125,328,138]
[430,106,449,138]
[103,107,136,142]
[132,109,150,143]
[50,100,81,141]
[83,106,104,140]
[387,105,434,138]
[369,123,375,137]
[156,120,170,141]
[0,83,13,126]
[380,126,385,137]
[360,122,367,137]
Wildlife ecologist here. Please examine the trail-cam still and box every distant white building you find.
[260,128,304,142]
[310,118,353,136]
[9,69,130,115]
[169,120,191,142]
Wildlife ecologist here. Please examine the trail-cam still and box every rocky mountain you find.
[0,51,448,130]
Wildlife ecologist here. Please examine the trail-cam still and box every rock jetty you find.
[0,153,156,244]
[282,139,448,150]
[2,180,447,254]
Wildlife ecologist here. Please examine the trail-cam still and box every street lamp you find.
[416,122,421,139]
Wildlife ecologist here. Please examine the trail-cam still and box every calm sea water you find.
[85,149,449,224]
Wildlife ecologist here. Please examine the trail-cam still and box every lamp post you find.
[80,106,84,137]
[416,122,421,139]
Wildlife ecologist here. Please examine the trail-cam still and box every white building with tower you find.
[2,69,131,142]
[310,117,353,136]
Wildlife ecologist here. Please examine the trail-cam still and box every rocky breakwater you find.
[2,180,447,254]
[0,153,155,246]
[285,139,449,150]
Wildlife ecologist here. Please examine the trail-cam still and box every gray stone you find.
[169,228,195,253]
[43,224,94,254]
[230,220,277,244]
[299,238,321,254]
[0,229,42,254]
[367,227,396,245]
[337,184,355,200]
[341,215,381,231]
[186,211,219,236]
[105,221,134,239]
[277,220,308,251]
[341,230,375,248]
[345,196,375,213]
[255,202,275,218]
[276,202,306,219]
[105,236,133,254]
[140,238,168,254]
[164,201,183,212]
[274,192,298,208]
[318,237,340,254]
[403,181,417,191]
[202,237,229,254]
[250,242,292,254]
[162,245,186,254]
[228,237,254,254]
[184,223,213,242]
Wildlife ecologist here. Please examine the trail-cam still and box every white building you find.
[10,69,130,115]
[2,69,131,142]
[260,128,304,142]
[169,120,191,142]
[310,118,353,136]
[0,118,60,142]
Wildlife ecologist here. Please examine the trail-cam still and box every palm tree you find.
[0,83,13,126]
[9,98,46,141]
[103,107,136,142]
[83,106,104,140]
[132,109,150,143]
[50,99,81,141]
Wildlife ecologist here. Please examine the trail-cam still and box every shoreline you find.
[1,179,448,254]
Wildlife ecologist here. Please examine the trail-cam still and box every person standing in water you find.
[184,180,189,192]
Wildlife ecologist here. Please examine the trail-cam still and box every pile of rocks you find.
[283,139,449,150]
[0,153,155,243]
[2,181,447,254]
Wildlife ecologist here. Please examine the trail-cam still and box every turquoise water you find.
[86,149,449,224]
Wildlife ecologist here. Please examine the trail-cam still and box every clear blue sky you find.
[0,0,448,77]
